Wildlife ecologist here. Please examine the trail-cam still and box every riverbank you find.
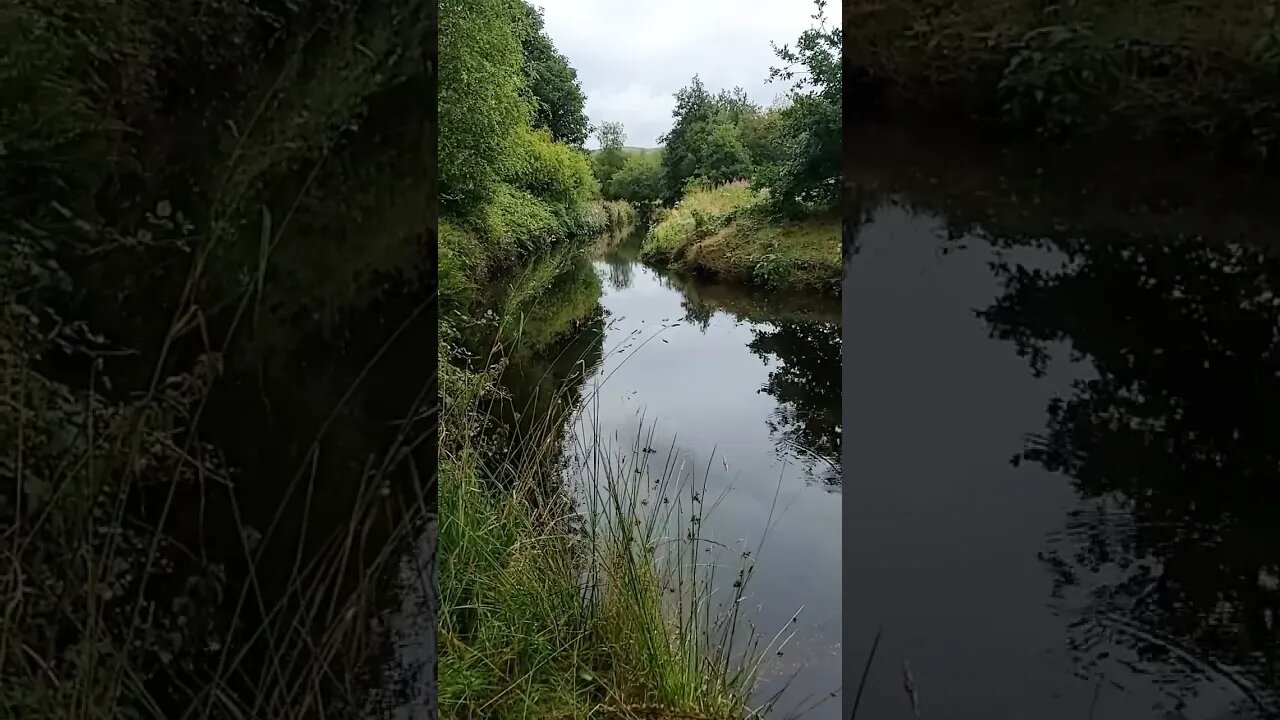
[639,183,841,295]
[438,353,771,719]
[437,232,782,718]
[846,0,1280,163]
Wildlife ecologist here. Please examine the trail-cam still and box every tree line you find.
[593,0,840,218]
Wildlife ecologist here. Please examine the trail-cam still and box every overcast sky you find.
[535,0,829,149]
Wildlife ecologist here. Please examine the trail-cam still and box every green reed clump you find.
[438,331,786,719]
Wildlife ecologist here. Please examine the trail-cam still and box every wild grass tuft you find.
[438,313,788,719]
[640,183,839,294]
[641,182,759,264]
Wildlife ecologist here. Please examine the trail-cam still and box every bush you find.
[508,126,598,213]
[439,0,532,217]
[440,220,486,308]
[608,153,665,204]
[481,185,565,263]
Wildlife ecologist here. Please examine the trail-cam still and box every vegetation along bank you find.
[586,1,841,296]
[0,0,837,714]
[437,0,799,717]
[845,0,1280,164]
[3,1,438,718]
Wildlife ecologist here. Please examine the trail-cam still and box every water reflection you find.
[748,322,842,486]
[980,238,1280,716]
[599,232,842,483]
[847,121,1280,719]
[576,229,843,716]
[450,251,608,480]
[597,229,641,291]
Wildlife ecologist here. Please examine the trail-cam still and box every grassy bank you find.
[640,183,840,295]
[438,352,777,719]
[846,0,1280,160]
[433,1,775,712]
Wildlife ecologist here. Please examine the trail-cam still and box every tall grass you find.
[639,182,838,294]
[640,182,759,264]
[1,7,439,711]
[0,248,439,720]
[438,304,789,719]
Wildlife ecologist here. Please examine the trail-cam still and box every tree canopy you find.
[512,1,591,148]
[607,152,664,205]
[648,0,841,216]
[761,0,841,215]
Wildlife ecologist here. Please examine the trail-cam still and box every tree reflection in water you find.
[981,236,1280,715]
[748,321,841,487]
[662,271,843,487]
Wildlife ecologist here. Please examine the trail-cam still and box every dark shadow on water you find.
[846,121,1280,720]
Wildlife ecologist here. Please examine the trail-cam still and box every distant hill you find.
[590,146,663,158]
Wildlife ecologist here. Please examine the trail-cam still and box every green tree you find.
[659,75,716,203]
[739,109,788,174]
[697,121,753,184]
[608,152,664,204]
[592,121,627,193]
[512,1,591,147]
[439,0,532,217]
[762,0,841,216]
[659,78,761,202]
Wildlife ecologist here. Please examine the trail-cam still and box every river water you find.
[569,230,844,718]
[846,123,1280,720]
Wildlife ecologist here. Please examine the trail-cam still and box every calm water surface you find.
[846,124,1280,720]
[575,231,844,718]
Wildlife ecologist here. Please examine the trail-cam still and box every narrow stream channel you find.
[574,229,844,717]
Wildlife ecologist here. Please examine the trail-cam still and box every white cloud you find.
[533,0,832,148]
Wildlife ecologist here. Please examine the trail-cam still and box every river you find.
[575,229,843,718]
[846,123,1280,720]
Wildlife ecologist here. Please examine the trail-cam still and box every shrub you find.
[509,126,598,209]
[440,220,486,308]
[439,0,532,217]
[481,185,565,264]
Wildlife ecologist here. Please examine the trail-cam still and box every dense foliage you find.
[643,0,840,215]
[845,0,1280,161]
[512,1,591,148]
[439,0,601,313]
[607,152,665,206]
[760,0,841,215]
[3,0,436,717]
[658,78,760,204]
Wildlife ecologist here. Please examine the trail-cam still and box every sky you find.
[534,0,829,149]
